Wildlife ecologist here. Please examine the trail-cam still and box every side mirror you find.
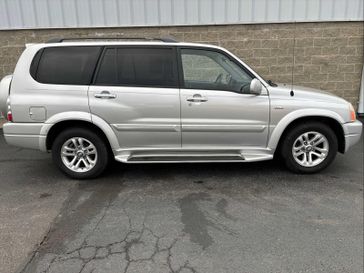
[250,78,263,95]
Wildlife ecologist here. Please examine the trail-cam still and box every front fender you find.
[268,109,345,151]
[39,111,119,152]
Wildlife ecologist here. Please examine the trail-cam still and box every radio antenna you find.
[290,21,296,96]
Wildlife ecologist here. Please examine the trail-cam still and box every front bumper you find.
[3,122,47,151]
[343,120,363,152]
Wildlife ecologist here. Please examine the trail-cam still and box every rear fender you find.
[40,111,119,151]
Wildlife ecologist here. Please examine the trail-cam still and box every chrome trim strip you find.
[112,124,180,132]
[182,124,267,132]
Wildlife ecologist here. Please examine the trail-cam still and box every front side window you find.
[95,47,178,87]
[33,46,101,85]
[181,48,253,93]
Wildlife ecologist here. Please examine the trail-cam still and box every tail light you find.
[6,111,13,122]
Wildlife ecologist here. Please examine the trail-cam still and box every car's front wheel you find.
[280,122,338,173]
[52,128,109,179]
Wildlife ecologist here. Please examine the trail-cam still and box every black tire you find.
[52,127,109,179]
[280,122,338,174]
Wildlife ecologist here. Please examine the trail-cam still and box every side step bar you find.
[115,151,245,163]
[114,148,274,164]
[127,153,245,163]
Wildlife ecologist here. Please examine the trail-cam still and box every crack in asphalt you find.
[35,211,197,273]
[23,190,199,273]
[19,180,242,273]
[17,180,246,273]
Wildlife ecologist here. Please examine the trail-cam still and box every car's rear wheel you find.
[280,122,338,173]
[52,128,109,179]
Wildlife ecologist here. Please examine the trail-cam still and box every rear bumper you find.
[3,122,47,151]
[343,120,362,152]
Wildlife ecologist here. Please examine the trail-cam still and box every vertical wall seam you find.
[59,0,65,26]
[211,0,215,24]
[358,0,363,20]
[238,0,242,21]
[264,0,269,21]
[183,0,187,24]
[143,0,147,24]
[32,0,39,27]
[45,0,51,27]
[171,0,175,25]
[224,0,228,22]
[332,0,336,19]
[17,0,24,27]
[304,0,308,20]
[129,0,134,25]
[74,0,79,27]
[344,0,349,19]
[88,1,93,26]
[3,0,10,27]
[101,0,106,26]
[115,0,120,25]
[157,0,161,25]
[292,0,296,21]
[251,0,255,22]
[318,0,322,20]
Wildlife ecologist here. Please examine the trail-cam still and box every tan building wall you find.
[0,21,363,106]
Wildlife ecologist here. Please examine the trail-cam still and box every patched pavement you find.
[0,127,363,273]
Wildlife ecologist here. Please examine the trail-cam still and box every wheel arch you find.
[41,112,119,152]
[269,110,346,154]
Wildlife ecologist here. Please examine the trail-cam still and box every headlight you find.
[349,103,356,122]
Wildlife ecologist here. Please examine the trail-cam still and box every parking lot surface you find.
[0,127,363,273]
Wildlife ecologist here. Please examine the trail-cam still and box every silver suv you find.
[0,37,362,179]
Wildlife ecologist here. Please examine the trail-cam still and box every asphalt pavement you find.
[0,126,363,273]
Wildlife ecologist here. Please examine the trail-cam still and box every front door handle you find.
[186,94,208,103]
[94,91,116,99]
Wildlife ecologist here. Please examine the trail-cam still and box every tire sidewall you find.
[281,122,338,174]
[52,128,109,179]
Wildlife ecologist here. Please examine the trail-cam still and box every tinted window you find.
[34,46,101,85]
[95,47,178,87]
[181,49,253,93]
[30,49,43,79]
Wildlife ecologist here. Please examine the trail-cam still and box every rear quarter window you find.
[31,46,102,85]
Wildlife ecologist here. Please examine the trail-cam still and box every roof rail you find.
[46,37,178,43]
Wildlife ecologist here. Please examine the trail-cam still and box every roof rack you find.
[46,37,178,43]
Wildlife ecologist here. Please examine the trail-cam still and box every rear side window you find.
[95,47,178,87]
[32,46,101,85]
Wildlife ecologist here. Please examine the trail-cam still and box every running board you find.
[127,154,244,163]
[114,149,273,163]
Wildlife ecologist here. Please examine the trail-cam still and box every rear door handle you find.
[94,91,116,99]
[186,94,208,102]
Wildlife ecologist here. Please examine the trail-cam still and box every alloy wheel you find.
[60,137,98,173]
[292,131,329,167]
